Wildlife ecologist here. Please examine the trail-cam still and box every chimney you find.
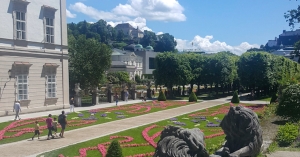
[283,30,286,33]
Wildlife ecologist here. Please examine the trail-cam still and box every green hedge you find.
[276,123,299,147]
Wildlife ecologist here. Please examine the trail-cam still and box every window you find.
[45,18,54,43]
[16,11,26,40]
[149,57,155,69]
[47,75,56,98]
[17,75,28,100]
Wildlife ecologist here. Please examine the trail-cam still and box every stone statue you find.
[154,106,263,157]
[211,106,263,157]
[154,125,209,157]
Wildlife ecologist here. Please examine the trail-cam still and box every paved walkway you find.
[0,100,142,123]
[266,151,300,157]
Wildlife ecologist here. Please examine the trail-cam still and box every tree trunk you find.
[182,85,185,96]
[216,84,219,96]
[197,84,200,95]
[190,83,194,93]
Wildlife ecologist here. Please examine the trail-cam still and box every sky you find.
[65,0,300,55]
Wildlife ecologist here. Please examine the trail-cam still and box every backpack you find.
[58,114,63,124]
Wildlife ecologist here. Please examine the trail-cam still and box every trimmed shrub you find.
[106,140,123,157]
[276,123,299,147]
[231,90,240,103]
[157,90,166,101]
[188,92,197,102]
[270,93,278,104]
[276,84,300,122]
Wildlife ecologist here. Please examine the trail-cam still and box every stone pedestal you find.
[92,87,99,106]
[74,83,82,107]
[131,83,136,100]
[107,84,113,103]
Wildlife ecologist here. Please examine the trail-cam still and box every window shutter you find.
[27,75,29,100]
[55,75,57,97]
[13,11,16,40]
[15,76,18,101]
[45,75,48,99]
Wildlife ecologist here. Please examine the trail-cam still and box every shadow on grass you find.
[271,120,289,126]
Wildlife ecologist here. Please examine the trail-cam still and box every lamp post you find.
[0,69,12,101]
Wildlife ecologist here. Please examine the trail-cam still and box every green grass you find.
[0,101,194,145]
[257,96,271,102]
[38,103,266,157]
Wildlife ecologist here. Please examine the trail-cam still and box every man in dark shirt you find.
[58,111,67,138]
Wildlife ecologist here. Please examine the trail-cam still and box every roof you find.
[146,46,154,50]
[112,49,125,56]
[111,61,126,66]
[135,44,143,48]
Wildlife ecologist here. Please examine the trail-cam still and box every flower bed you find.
[0,101,193,144]
[39,103,265,157]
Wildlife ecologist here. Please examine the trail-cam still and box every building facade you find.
[0,0,69,116]
[110,49,143,80]
[133,44,158,75]
[114,23,144,39]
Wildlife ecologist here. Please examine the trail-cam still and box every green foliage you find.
[135,75,142,84]
[140,30,157,48]
[106,140,123,157]
[107,72,130,85]
[284,5,300,29]
[231,91,240,103]
[276,123,299,147]
[154,33,177,52]
[276,84,300,122]
[69,35,112,90]
[270,93,278,104]
[188,92,197,102]
[267,141,278,153]
[157,91,166,101]
[112,42,127,49]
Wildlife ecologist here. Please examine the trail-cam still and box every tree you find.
[284,5,300,29]
[107,72,130,85]
[231,91,240,103]
[106,140,123,157]
[276,84,300,122]
[69,35,112,104]
[135,74,142,84]
[188,92,197,102]
[157,90,166,101]
[154,33,177,52]
[140,30,157,48]
[186,53,204,94]
[117,30,125,41]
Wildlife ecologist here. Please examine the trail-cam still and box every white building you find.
[114,23,144,39]
[110,49,143,80]
[0,0,69,116]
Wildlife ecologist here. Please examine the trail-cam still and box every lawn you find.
[0,100,194,145]
[38,103,266,157]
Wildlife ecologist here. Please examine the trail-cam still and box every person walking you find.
[125,90,129,102]
[46,114,54,140]
[115,94,119,106]
[52,117,58,137]
[70,97,75,112]
[58,111,67,138]
[31,121,40,140]
[13,100,21,120]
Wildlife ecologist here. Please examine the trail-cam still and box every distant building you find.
[271,46,299,62]
[266,29,300,48]
[114,23,144,39]
[109,49,143,80]
[0,0,69,116]
[133,44,158,75]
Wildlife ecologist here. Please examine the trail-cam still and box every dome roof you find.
[135,44,143,48]
[146,46,154,50]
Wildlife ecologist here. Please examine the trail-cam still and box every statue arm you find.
[229,145,251,157]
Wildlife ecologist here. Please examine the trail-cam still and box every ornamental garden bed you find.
[38,103,266,157]
[0,101,193,145]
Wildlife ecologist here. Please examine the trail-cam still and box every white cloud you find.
[156,32,164,35]
[66,9,76,18]
[112,0,186,22]
[69,0,185,22]
[69,2,130,21]
[107,17,152,32]
[176,35,259,55]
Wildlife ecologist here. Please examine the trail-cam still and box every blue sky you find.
[66,0,300,54]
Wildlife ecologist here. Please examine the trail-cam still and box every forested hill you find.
[67,20,177,52]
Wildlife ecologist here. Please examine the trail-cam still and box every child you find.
[32,121,40,140]
[52,117,58,137]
